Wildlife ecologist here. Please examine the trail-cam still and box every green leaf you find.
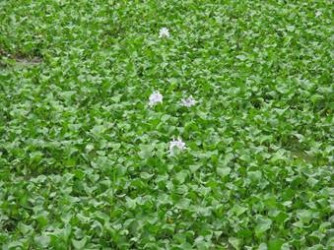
[231,204,248,216]
[248,171,262,182]
[72,237,87,249]
[297,209,313,224]
[34,235,51,248]
[255,217,272,237]
[228,237,241,249]
[259,243,268,250]
[138,144,155,159]
[217,166,231,177]
[140,172,154,180]
[268,239,284,250]
[310,94,324,104]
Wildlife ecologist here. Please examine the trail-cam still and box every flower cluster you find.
[145,28,199,155]
[181,96,196,107]
[148,91,196,109]
[148,91,163,107]
[159,27,170,38]
[169,137,186,155]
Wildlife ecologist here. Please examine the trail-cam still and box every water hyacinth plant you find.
[0,1,333,249]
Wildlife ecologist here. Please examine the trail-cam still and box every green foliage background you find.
[0,0,334,249]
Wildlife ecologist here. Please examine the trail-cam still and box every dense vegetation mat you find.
[0,1,334,249]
